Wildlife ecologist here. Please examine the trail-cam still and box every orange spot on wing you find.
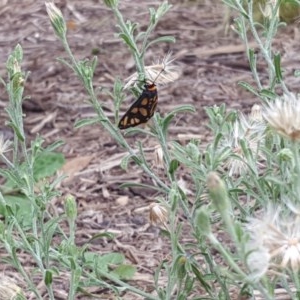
[141,98,148,106]
[139,108,148,116]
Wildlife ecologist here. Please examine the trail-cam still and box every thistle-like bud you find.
[45,2,67,39]
[207,172,230,214]
[194,207,211,236]
[64,194,77,222]
[103,0,118,9]
[277,148,294,164]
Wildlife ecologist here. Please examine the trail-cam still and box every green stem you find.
[247,0,290,95]
[165,211,179,299]
[15,213,54,300]
[11,221,45,300]
[0,153,14,168]
[112,7,144,74]
[61,36,170,193]
[240,15,263,91]
[141,23,155,57]
[292,142,300,197]
[68,269,78,300]
[208,233,273,299]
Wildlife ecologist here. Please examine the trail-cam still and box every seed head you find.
[260,0,279,20]
[0,135,11,156]
[223,109,266,176]
[246,205,300,273]
[149,203,168,227]
[246,244,270,281]
[0,276,24,300]
[264,93,300,142]
[125,52,180,89]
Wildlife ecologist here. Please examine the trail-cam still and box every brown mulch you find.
[0,0,300,299]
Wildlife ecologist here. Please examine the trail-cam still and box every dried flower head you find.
[260,0,279,20]
[0,135,11,156]
[124,52,180,89]
[154,145,164,168]
[247,205,300,273]
[264,93,300,142]
[177,177,193,196]
[223,109,266,176]
[249,104,263,122]
[246,244,270,281]
[0,276,24,299]
[149,203,168,227]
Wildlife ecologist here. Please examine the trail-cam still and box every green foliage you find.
[2,0,300,300]
[0,41,141,300]
[33,152,65,181]
[0,147,64,224]
[84,251,136,280]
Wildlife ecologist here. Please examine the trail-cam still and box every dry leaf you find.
[62,155,93,182]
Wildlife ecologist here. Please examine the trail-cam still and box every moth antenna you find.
[152,64,165,84]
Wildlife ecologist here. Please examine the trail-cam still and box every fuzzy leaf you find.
[145,36,175,50]
[74,118,98,129]
[238,81,260,97]
[162,104,195,136]
[259,89,277,100]
[119,33,136,51]
[111,264,136,280]
[33,152,65,181]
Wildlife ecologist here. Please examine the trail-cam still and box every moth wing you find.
[118,87,158,130]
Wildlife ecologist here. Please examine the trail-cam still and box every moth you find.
[118,83,158,130]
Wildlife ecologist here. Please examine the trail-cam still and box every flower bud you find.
[45,2,67,39]
[194,207,211,236]
[207,172,230,214]
[277,148,294,163]
[250,104,263,122]
[103,0,118,9]
[64,194,77,222]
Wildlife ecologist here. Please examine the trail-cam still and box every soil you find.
[0,0,299,299]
